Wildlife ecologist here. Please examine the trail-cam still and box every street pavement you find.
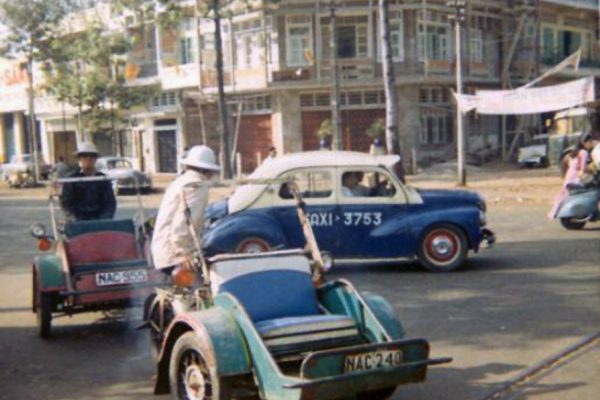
[0,168,598,400]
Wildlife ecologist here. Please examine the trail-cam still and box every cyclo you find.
[145,179,451,400]
[30,175,165,338]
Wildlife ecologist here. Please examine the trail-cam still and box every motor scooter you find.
[556,143,600,230]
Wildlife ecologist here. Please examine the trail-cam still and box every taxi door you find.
[333,167,410,259]
[268,168,339,254]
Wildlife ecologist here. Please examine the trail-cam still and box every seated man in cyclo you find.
[60,142,116,221]
[341,171,369,197]
[151,146,220,278]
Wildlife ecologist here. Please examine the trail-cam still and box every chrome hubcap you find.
[184,364,205,400]
[243,243,264,253]
[431,236,454,257]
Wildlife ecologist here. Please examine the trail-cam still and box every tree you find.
[192,0,243,179]
[0,0,74,183]
[378,0,405,182]
[315,118,332,148]
[119,0,237,178]
[43,24,159,151]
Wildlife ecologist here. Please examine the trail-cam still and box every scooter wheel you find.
[560,218,586,230]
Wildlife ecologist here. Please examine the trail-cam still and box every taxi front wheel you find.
[417,224,467,273]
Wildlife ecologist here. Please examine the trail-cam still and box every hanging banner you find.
[454,77,595,115]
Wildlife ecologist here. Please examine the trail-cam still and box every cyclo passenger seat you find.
[209,250,364,357]
[63,218,145,270]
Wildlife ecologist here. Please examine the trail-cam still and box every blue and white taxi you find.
[204,151,494,272]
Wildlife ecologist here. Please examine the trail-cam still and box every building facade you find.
[0,0,598,174]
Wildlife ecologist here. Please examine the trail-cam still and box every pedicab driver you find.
[151,145,220,277]
[60,142,116,221]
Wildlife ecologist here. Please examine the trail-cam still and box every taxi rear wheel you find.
[235,237,271,254]
[418,224,467,273]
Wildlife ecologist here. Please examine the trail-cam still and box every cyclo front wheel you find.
[169,332,231,400]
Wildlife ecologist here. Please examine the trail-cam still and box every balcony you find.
[161,63,200,90]
[541,0,598,10]
[125,48,159,86]
[542,53,600,69]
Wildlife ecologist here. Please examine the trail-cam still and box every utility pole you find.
[379,0,405,182]
[194,0,208,145]
[212,0,232,178]
[329,1,342,150]
[448,0,466,186]
[26,49,39,185]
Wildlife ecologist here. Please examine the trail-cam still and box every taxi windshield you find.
[107,159,132,169]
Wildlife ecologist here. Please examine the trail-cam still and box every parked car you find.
[203,151,495,272]
[95,156,152,194]
[518,134,549,168]
[2,153,51,183]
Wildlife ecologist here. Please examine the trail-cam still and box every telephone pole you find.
[448,0,466,186]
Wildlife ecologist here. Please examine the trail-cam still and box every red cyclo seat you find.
[66,231,139,265]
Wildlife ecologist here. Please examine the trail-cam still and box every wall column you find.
[39,119,51,163]
[271,91,302,154]
[0,115,6,163]
[142,117,156,174]
[13,112,25,154]
[397,86,419,172]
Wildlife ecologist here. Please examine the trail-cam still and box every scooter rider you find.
[60,142,116,221]
[151,145,220,277]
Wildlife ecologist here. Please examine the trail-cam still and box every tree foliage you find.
[0,0,73,62]
[316,118,332,140]
[366,118,385,140]
[43,21,158,138]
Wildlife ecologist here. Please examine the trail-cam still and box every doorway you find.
[157,130,177,173]
[53,131,77,166]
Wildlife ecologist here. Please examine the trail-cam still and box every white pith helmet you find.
[182,145,220,171]
[75,142,99,157]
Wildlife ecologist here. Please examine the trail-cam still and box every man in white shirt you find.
[151,145,220,275]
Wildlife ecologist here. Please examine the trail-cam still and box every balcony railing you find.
[541,53,600,69]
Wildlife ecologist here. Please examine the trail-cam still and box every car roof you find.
[97,156,128,161]
[228,151,401,213]
[252,151,400,177]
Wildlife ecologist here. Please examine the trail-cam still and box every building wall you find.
[3,0,599,175]
[0,115,5,163]
[236,114,272,172]
[271,91,303,154]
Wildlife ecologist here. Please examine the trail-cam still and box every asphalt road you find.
[0,185,598,400]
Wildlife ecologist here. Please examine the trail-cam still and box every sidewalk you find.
[510,342,600,400]
[0,164,563,208]
[482,334,600,400]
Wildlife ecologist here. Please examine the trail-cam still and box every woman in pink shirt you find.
[548,133,595,219]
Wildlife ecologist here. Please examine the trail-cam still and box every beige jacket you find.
[151,170,210,270]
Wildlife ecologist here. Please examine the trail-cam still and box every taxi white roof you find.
[228,151,401,213]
